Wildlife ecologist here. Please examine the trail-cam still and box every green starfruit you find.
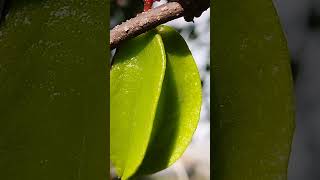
[110,25,202,180]
[0,1,108,180]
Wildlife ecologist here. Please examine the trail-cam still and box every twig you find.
[110,2,184,50]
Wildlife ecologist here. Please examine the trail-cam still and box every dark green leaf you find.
[0,1,108,179]
[212,1,295,179]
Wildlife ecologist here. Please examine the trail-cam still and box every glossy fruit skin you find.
[110,26,202,180]
[111,30,166,180]
[212,0,295,180]
[0,1,108,180]
[133,25,202,177]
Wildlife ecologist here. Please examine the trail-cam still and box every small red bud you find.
[143,0,160,11]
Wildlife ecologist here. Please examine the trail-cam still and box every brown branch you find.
[110,2,184,50]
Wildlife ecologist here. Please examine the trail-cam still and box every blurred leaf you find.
[0,1,108,180]
[212,0,295,179]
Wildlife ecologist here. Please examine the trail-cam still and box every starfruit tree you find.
[0,0,295,179]
[110,0,295,180]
